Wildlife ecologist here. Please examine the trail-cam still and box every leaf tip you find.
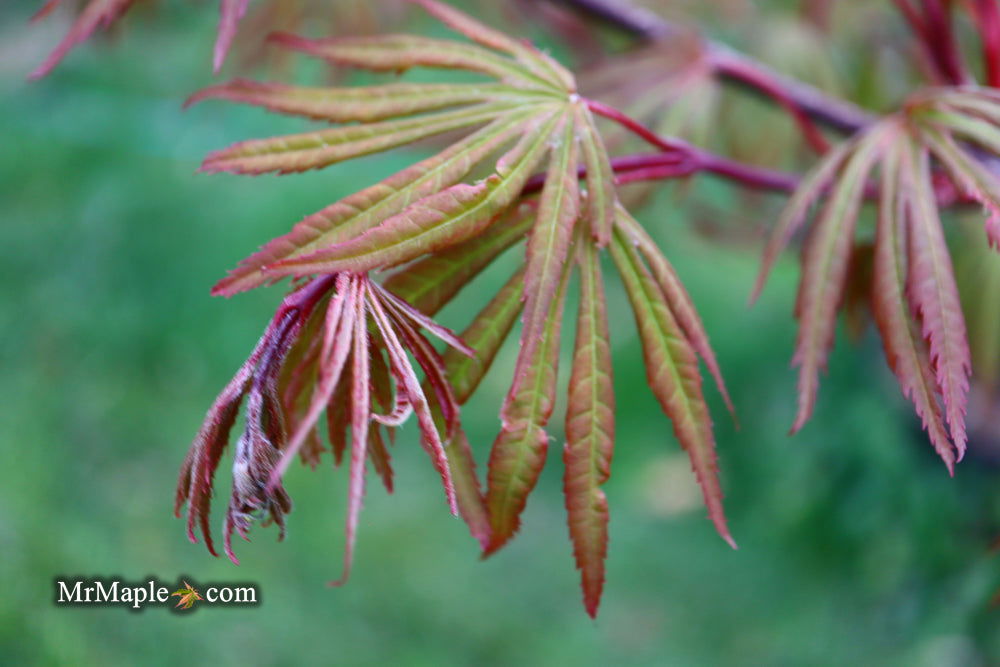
[748,273,768,307]
[789,400,812,436]
[209,281,237,298]
[480,535,508,559]
[183,86,215,109]
[722,532,738,550]
[211,45,228,75]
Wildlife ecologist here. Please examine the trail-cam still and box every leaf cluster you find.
[756,87,1000,472]
[175,0,737,617]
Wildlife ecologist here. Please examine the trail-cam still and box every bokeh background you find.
[3,1,1000,664]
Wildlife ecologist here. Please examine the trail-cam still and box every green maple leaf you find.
[171,581,203,610]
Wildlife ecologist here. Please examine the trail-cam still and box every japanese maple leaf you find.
[171,581,203,610]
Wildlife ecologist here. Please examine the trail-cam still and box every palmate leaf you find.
[414,187,734,613]
[182,0,741,618]
[754,87,1000,467]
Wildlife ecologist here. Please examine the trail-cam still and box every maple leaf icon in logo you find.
[171,581,203,610]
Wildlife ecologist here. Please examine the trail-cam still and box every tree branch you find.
[554,0,876,134]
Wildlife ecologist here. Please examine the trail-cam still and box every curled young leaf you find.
[177,272,468,580]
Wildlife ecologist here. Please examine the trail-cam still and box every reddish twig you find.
[587,98,801,191]
[585,98,688,153]
[515,99,806,196]
[614,163,696,185]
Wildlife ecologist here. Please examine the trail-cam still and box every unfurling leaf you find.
[176,273,470,583]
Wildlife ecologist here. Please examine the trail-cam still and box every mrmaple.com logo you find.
[54,577,259,612]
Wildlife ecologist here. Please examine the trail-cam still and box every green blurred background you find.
[3,1,1000,664]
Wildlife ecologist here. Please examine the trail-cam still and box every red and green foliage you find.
[27,0,1000,616]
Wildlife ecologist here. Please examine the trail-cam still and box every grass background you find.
[2,1,1000,664]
